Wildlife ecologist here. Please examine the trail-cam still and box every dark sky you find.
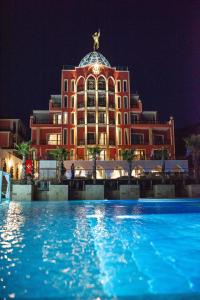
[0,0,200,130]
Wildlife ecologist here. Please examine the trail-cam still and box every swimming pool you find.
[0,199,200,299]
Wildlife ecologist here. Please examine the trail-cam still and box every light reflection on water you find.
[0,200,200,299]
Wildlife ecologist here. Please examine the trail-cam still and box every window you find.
[99,112,106,124]
[153,149,168,160]
[87,132,95,144]
[124,96,128,109]
[87,112,95,123]
[63,129,68,145]
[64,80,68,92]
[71,113,75,124]
[118,128,122,145]
[71,96,75,108]
[134,150,145,160]
[63,112,68,124]
[71,80,75,92]
[117,80,121,92]
[53,114,62,124]
[124,129,129,145]
[131,113,138,124]
[117,96,121,108]
[71,129,74,145]
[87,77,95,90]
[47,134,61,145]
[63,96,68,108]
[87,94,95,107]
[124,113,128,124]
[99,132,106,145]
[98,77,106,90]
[131,133,144,145]
[153,135,164,145]
[123,80,127,92]
[118,113,121,125]
[98,95,106,107]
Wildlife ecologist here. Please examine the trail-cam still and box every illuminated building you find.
[30,51,175,161]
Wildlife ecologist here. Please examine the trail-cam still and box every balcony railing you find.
[131,120,167,125]
[109,119,115,124]
[109,103,115,108]
[33,119,53,124]
[51,103,61,108]
[153,140,171,145]
[99,119,106,124]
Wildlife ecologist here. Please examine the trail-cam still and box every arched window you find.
[108,77,115,92]
[87,77,95,90]
[98,76,106,90]
[77,77,85,92]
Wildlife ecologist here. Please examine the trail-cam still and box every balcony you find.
[51,102,61,109]
[77,118,85,125]
[32,118,53,125]
[131,120,167,125]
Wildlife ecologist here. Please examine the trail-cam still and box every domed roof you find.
[79,51,111,67]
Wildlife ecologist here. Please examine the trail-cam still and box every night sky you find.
[0,0,200,131]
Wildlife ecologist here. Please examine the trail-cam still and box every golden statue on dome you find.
[92,29,100,51]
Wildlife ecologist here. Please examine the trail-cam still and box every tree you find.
[88,147,101,184]
[50,147,69,183]
[122,149,136,184]
[15,142,31,181]
[184,134,200,183]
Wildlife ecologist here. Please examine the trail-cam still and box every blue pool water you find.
[0,200,200,299]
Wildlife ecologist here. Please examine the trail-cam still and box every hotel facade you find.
[30,51,175,163]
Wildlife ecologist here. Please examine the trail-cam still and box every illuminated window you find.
[117,80,121,92]
[64,80,68,92]
[63,96,68,108]
[124,96,128,108]
[71,80,75,92]
[99,132,106,145]
[63,112,68,124]
[63,129,68,145]
[123,80,128,92]
[134,150,146,160]
[53,114,62,124]
[124,129,129,145]
[118,113,121,125]
[47,134,61,145]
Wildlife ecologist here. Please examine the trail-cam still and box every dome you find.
[79,51,111,67]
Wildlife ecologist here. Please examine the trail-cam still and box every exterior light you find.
[8,159,13,169]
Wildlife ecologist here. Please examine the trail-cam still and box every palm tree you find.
[122,149,136,184]
[15,142,31,181]
[184,134,200,183]
[50,147,69,183]
[88,147,101,184]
